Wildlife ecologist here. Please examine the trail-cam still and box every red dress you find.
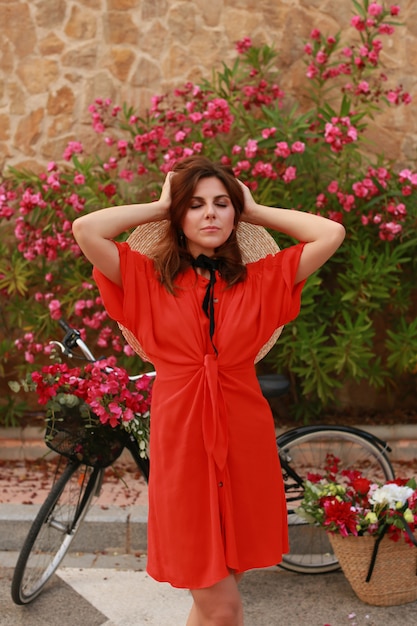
[93,241,305,589]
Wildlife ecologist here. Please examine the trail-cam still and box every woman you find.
[72,155,345,626]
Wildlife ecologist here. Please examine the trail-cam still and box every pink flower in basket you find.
[20,357,153,456]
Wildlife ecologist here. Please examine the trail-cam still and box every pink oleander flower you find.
[244,139,258,158]
[262,127,276,139]
[282,166,297,183]
[48,299,62,321]
[117,139,128,156]
[232,160,251,177]
[73,174,85,185]
[0,184,16,219]
[119,169,134,182]
[351,15,366,31]
[63,141,83,161]
[316,193,327,209]
[378,23,395,35]
[274,141,291,158]
[235,37,252,54]
[368,2,383,17]
[291,141,305,154]
[306,63,319,79]
[398,169,417,184]
[324,117,358,153]
[251,161,277,180]
[316,50,328,65]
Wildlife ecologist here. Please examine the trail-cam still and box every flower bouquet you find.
[297,456,417,606]
[12,357,153,468]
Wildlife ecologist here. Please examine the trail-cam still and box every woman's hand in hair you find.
[237,180,258,223]
[235,178,345,283]
[159,171,174,215]
[72,171,175,287]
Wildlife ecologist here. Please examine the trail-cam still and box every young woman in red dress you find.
[73,156,345,626]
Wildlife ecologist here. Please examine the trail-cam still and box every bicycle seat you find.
[257,374,290,399]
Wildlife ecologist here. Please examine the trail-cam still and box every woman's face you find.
[181,177,236,258]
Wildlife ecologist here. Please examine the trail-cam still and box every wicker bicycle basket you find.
[329,533,417,606]
[44,405,126,468]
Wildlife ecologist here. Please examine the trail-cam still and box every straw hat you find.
[119,220,282,363]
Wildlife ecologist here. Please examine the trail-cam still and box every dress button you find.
[218,481,223,487]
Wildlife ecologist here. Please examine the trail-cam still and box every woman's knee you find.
[196,601,242,626]
[190,575,243,626]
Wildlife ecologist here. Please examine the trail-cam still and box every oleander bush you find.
[1,0,417,425]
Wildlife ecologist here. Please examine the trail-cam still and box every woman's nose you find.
[204,202,216,217]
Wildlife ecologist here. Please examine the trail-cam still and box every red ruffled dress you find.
[93,241,305,589]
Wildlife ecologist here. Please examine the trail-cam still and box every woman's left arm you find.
[239,183,346,283]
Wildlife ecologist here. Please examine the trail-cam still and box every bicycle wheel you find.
[277,426,394,574]
[11,460,103,604]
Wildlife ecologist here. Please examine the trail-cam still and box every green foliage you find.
[0,395,28,428]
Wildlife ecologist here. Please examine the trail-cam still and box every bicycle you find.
[11,321,395,604]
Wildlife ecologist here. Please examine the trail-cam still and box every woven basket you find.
[329,533,417,606]
[44,405,126,468]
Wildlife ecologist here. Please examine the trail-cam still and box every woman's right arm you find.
[72,175,172,286]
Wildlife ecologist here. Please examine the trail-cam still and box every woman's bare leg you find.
[186,601,200,626]
[185,573,244,626]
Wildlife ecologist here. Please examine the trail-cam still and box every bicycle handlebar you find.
[53,319,156,381]
[52,319,96,362]
[58,319,72,333]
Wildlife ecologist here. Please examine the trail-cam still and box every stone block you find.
[16,59,59,95]
[65,5,97,40]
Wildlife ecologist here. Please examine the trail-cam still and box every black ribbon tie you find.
[192,254,220,355]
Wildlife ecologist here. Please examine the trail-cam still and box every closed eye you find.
[190,194,231,209]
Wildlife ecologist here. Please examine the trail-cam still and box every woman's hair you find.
[153,155,247,293]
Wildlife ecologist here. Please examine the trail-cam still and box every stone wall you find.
[1,0,417,171]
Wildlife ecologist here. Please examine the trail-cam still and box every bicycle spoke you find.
[11,463,102,604]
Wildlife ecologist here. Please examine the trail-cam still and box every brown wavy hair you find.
[153,155,247,294]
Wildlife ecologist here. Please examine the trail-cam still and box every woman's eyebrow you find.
[191,194,230,201]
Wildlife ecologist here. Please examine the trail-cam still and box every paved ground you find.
[2,553,417,626]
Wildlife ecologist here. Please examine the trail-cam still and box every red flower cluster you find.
[31,358,153,429]
[323,498,358,537]
[300,455,417,542]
